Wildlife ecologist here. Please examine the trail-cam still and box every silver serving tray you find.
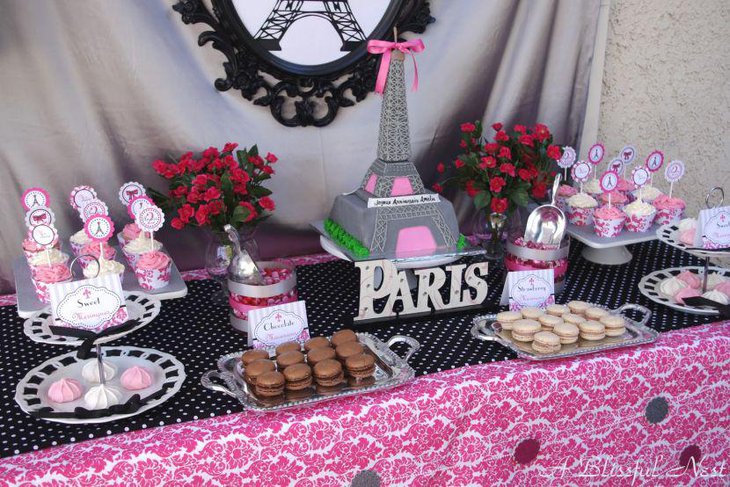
[471,303,658,361]
[201,333,420,412]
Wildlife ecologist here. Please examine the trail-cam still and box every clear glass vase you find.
[471,210,509,261]
[205,227,260,305]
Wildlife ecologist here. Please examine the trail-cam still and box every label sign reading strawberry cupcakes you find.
[248,300,311,348]
[21,187,50,211]
[118,182,146,206]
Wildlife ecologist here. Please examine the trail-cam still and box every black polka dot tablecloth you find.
[0,240,719,458]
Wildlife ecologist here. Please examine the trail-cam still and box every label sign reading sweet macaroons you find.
[665,160,685,183]
[30,224,58,248]
[136,205,165,233]
[609,158,623,173]
[646,150,664,172]
[632,167,650,188]
[85,215,114,242]
[249,300,310,348]
[600,171,619,192]
[620,145,636,164]
[118,181,146,206]
[21,188,50,211]
[127,195,154,219]
[588,143,605,165]
[571,161,591,182]
[557,146,576,168]
[69,186,97,210]
[695,206,730,249]
[24,206,56,228]
[81,199,109,221]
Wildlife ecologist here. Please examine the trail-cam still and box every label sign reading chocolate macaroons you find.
[81,199,109,221]
[30,223,58,248]
[557,146,576,169]
[609,158,623,173]
[127,195,154,219]
[620,145,637,164]
[600,171,619,192]
[21,188,50,211]
[632,167,650,188]
[118,181,146,206]
[249,300,310,348]
[85,215,115,243]
[645,150,664,172]
[136,205,165,233]
[588,143,605,165]
[571,161,591,182]
[665,160,685,183]
[69,186,97,210]
[24,206,56,228]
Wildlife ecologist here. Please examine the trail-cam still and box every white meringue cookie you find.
[84,384,122,409]
[706,273,728,289]
[678,218,697,232]
[81,360,117,383]
[702,290,729,305]
[659,277,687,297]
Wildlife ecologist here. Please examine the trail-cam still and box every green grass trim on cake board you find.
[324,219,370,258]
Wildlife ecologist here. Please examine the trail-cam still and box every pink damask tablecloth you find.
[1,318,728,486]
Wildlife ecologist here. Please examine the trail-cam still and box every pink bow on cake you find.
[367,39,425,94]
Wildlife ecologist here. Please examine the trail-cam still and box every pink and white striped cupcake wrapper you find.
[593,215,626,238]
[566,205,595,226]
[654,207,684,226]
[134,262,172,290]
[625,210,657,233]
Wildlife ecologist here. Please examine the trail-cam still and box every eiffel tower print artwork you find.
[254,0,366,52]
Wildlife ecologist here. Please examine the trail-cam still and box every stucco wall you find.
[598,0,730,219]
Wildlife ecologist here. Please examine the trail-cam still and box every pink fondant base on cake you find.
[395,226,436,257]
[390,177,414,196]
[364,174,377,194]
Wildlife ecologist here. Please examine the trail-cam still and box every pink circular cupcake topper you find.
[118,181,146,206]
[632,167,650,188]
[30,224,58,248]
[81,198,109,221]
[608,158,623,173]
[571,161,591,182]
[588,143,605,165]
[600,171,619,193]
[69,186,97,210]
[645,150,664,172]
[84,215,115,243]
[557,146,576,169]
[665,160,685,183]
[137,205,165,233]
[24,206,56,228]
[128,195,155,219]
[21,187,50,211]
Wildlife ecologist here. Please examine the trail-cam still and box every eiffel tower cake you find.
[325,50,461,259]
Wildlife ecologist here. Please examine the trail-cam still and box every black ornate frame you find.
[172,0,433,127]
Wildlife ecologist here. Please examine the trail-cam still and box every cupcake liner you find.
[69,240,84,257]
[654,206,684,226]
[32,277,73,304]
[593,215,626,238]
[625,210,657,233]
[555,195,569,212]
[566,204,595,226]
[134,260,172,290]
[123,248,141,269]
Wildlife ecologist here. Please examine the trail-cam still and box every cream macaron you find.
[562,313,587,326]
[538,314,563,332]
[579,320,606,341]
[600,315,626,337]
[532,331,561,354]
[585,307,609,321]
[520,307,544,320]
[511,319,542,342]
[553,322,580,344]
[496,311,522,331]
[568,301,591,315]
[546,304,570,317]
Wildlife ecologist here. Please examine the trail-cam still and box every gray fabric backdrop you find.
[0,0,600,293]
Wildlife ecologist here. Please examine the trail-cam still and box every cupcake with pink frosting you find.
[27,248,70,274]
[616,177,634,193]
[79,242,117,268]
[565,193,598,226]
[31,263,73,304]
[22,234,60,263]
[123,235,163,269]
[134,251,171,290]
[599,191,629,210]
[593,205,626,238]
[632,185,663,203]
[117,222,143,247]
[555,185,577,212]
[624,199,656,233]
[653,194,686,225]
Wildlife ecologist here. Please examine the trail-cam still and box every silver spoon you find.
[524,174,566,246]
[224,224,263,284]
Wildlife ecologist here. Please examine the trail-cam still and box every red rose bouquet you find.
[147,143,277,233]
[437,121,562,215]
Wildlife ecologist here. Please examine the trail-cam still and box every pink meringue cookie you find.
[48,378,83,403]
[679,228,696,246]
[713,281,730,296]
[674,287,700,305]
[676,271,702,289]
[120,366,153,390]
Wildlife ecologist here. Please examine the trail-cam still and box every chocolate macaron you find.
[331,329,358,347]
[244,359,276,386]
[283,363,313,391]
[307,346,336,366]
[275,341,301,355]
[241,349,269,367]
[313,359,344,387]
[255,371,285,397]
[276,350,305,370]
[345,353,376,379]
[335,341,364,362]
[304,336,331,352]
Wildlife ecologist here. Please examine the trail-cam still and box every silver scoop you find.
[523,174,566,246]
[224,224,263,284]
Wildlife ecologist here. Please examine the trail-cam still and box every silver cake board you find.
[566,222,659,265]
[13,247,187,318]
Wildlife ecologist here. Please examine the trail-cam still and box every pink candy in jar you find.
[228,263,298,332]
